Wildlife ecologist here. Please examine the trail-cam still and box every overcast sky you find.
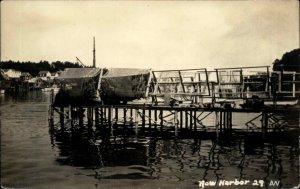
[1,0,299,70]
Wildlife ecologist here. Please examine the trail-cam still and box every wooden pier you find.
[48,66,300,139]
[49,96,299,139]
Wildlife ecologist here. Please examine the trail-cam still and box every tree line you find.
[1,48,299,78]
[0,60,83,77]
[273,48,300,72]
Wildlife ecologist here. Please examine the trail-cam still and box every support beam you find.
[262,112,268,138]
[60,107,64,129]
[154,109,157,130]
[174,110,178,136]
[108,106,112,129]
[194,110,197,131]
[180,110,183,130]
[185,111,188,129]
[142,109,146,130]
[68,105,72,120]
[135,109,139,134]
[95,107,99,127]
[160,110,163,132]
[215,111,219,137]
[115,108,118,129]
[79,107,83,126]
[190,110,193,130]
[148,109,152,129]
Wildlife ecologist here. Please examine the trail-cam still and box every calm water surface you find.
[1,92,299,189]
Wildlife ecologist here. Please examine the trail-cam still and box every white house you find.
[20,72,32,81]
[38,71,51,81]
[2,69,22,79]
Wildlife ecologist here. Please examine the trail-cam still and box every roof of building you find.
[59,68,101,79]
[102,68,151,78]
[39,71,50,74]
[21,72,31,76]
[2,69,22,78]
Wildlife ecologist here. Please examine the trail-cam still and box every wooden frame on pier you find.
[272,71,300,98]
[215,66,271,99]
[149,68,210,104]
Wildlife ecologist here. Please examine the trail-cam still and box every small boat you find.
[100,68,151,104]
[53,68,102,106]
[53,67,151,106]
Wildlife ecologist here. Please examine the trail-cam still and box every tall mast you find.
[93,37,96,68]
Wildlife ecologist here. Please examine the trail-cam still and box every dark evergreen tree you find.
[273,48,300,72]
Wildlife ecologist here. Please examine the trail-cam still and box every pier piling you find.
[49,102,298,139]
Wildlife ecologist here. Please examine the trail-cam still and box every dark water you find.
[1,92,299,189]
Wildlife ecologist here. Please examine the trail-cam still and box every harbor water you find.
[0,92,299,189]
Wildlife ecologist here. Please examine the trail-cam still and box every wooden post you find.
[190,110,193,130]
[115,108,118,130]
[174,110,178,136]
[86,107,89,125]
[142,109,146,130]
[79,107,83,126]
[223,111,227,133]
[60,106,64,129]
[160,110,163,132]
[100,107,103,125]
[49,105,54,124]
[110,107,114,136]
[49,89,55,122]
[227,111,231,133]
[108,106,112,128]
[262,112,268,138]
[185,111,188,129]
[115,107,118,121]
[135,109,139,134]
[123,108,127,130]
[180,110,183,130]
[95,107,99,127]
[154,109,157,130]
[293,73,296,97]
[223,111,228,133]
[103,107,106,124]
[215,111,219,137]
[48,101,54,127]
[194,110,197,131]
[219,111,223,133]
[68,105,72,120]
[278,72,282,93]
[229,112,232,133]
[130,108,133,129]
[87,107,93,127]
[123,108,127,123]
[49,105,54,122]
[148,109,152,129]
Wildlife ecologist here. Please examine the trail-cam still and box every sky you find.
[1,0,299,70]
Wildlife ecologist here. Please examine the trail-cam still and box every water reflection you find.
[48,120,298,188]
[1,92,298,188]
